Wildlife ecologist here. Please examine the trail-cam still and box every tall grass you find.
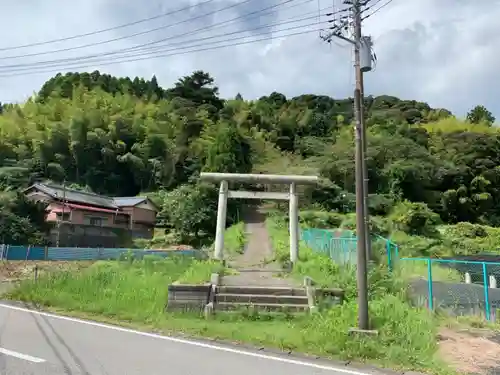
[223,222,247,255]
[7,221,454,374]
[176,259,225,284]
[265,216,451,373]
[8,255,193,322]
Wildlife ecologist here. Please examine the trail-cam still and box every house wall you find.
[125,206,157,225]
[46,203,131,230]
[27,189,157,244]
[118,206,155,240]
[49,223,132,248]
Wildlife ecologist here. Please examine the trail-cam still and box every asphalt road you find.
[0,303,381,375]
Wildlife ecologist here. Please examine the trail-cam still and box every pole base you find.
[348,327,379,337]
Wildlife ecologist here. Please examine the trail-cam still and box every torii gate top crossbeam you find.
[200,172,319,185]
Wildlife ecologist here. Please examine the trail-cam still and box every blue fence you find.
[300,228,399,268]
[301,227,500,322]
[0,245,205,261]
[301,228,358,264]
[396,257,500,321]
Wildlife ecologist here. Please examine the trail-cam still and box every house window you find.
[56,212,70,221]
[90,217,103,226]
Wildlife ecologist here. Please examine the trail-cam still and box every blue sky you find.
[1,0,499,119]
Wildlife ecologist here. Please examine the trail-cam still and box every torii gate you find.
[199,172,319,264]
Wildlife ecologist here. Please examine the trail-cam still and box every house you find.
[24,183,159,247]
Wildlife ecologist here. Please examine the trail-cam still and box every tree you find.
[2,67,500,236]
[165,71,224,111]
[389,201,441,237]
[466,105,495,126]
[0,192,49,245]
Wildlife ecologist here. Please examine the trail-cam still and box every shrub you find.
[340,213,392,236]
[368,194,396,216]
[389,201,441,237]
[299,210,344,229]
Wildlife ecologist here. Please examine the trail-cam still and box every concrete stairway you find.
[214,286,310,313]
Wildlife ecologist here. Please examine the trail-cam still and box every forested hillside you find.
[0,69,498,248]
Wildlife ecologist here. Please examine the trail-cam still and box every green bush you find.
[265,216,446,372]
[368,194,396,216]
[389,201,441,237]
[340,213,392,236]
[443,222,488,239]
[299,210,344,229]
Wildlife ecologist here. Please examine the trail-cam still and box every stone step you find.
[215,293,308,305]
[215,301,309,313]
[216,285,307,296]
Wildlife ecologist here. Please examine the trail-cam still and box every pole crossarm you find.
[200,172,319,185]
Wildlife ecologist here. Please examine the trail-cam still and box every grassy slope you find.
[5,220,454,375]
[223,222,247,256]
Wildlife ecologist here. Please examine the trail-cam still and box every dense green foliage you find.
[0,69,498,245]
[0,192,49,245]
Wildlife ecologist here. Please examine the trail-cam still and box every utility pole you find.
[352,0,369,331]
[357,24,372,264]
[320,0,373,331]
[56,180,66,248]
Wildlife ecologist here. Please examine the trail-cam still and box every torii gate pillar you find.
[200,173,319,264]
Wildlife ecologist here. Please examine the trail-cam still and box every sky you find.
[0,0,499,119]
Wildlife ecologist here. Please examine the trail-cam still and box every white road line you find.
[0,303,373,375]
[0,347,45,363]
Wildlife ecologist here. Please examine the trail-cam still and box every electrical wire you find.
[1,0,324,62]
[0,23,329,78]
[0,20,330,75]
[0,0,325,70]
[361,0,394,20]
[0,0,260,61]
[0,0,219,52]
[0,8,341,72]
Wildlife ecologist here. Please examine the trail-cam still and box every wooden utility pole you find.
[320,0,372,331]
[56,180,66,248]
[352,0,369,330]
[359,70,372,262]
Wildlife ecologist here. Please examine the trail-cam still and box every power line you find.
[110,0,314,54]
[0,21,329,76]
[361,0,394,20]
[0,0,319,63]
[0,25,328,78]
[0,0,258,61]
[0,0,325,70]
[0,9,341,72]
[0,0,219,52]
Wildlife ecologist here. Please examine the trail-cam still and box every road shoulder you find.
[0,300,425,375]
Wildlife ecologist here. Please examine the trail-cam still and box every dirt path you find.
[222,206,298,287]
[438,327,500,374]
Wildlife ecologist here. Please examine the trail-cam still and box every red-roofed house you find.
[24,183,159,247]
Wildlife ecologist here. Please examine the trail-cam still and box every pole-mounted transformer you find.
[360,36,374,72]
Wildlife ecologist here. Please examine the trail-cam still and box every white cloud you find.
[0,0,499,119]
